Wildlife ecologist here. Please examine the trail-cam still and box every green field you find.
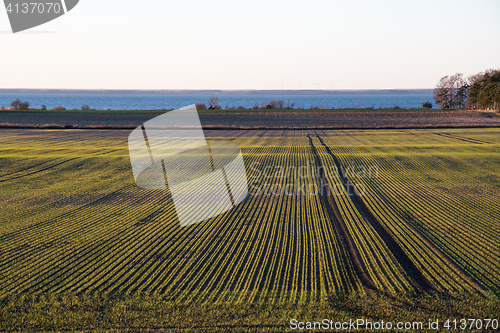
[0,128,499,331]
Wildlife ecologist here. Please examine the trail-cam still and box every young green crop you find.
[0,128,499,331]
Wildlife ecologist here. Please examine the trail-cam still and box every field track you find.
[0,128,499,306]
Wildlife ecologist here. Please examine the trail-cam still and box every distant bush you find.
[422,101,433,109]
[11,98,20,110]
[267,100,285,109]
[393,105,401,109]
[10,98,30,110]
[253,102,260,110]
[82,104,90,111]
[237,106,246,110]
[41,105,47,110]
[18,101,29,110]
[309,106,319,110]
[52,105,66,110]
[195,103,207,110]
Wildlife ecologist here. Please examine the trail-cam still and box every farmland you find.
[1,109,500,130]
[0,128,499,331]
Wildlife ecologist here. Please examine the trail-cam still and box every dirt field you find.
[1,110,500,129]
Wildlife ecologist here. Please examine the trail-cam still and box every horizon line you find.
[0,88,434,93]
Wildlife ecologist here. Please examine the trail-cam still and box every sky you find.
[1,0,499,90]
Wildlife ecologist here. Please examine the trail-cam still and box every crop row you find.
[0,132,362,304]
[310,137,421,293]
[319,133,499,293]
[332,151,500,292]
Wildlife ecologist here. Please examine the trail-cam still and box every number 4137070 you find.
[443,318,498,330]
[5,3,62,14]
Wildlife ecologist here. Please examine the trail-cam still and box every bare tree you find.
[208,96,220,109]
[451,73,468,109]
[434,76,452,109]
[434,74,469,109]
[468,72,483,86]
[268,100,278,109]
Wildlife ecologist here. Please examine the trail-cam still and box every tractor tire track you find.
[310,134,436,291]
[307,135,376,290]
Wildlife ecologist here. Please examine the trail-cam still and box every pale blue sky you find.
[1,0,499,90]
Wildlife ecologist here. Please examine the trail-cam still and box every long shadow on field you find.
[434,132,492,144]
[308,134,435,292]
[0,157,80,183]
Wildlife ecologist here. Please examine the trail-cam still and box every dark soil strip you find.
[307,135,376,290]
[1,123,500,130]
[312,134,436,291]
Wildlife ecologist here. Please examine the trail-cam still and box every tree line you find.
[434,69,500,110]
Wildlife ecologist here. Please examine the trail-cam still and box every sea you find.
[0,90,435,110]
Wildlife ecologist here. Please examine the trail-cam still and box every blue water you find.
[0,92,435,110]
